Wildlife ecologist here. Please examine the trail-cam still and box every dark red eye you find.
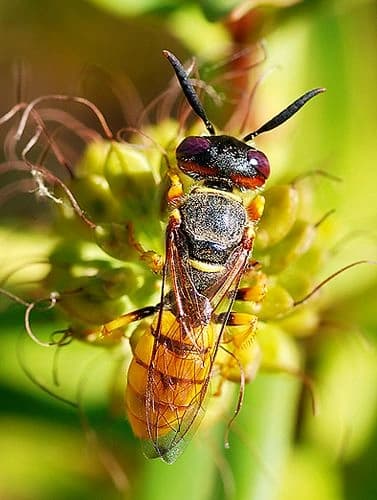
[247,150,270,180]
[176,137,211,158]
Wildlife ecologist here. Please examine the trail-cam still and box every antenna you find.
[163,50,215,135]
[243,88,326,142]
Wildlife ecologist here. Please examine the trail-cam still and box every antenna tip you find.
[163,50,174,62]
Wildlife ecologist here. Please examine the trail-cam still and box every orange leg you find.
[247,194,265,222]
[167,172,184,205]
[81,305,158,343]
[215,267,267,384]
[215,311,261,384]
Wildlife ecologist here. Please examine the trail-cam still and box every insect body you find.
[90,51,324,463]
[126,136,268,462]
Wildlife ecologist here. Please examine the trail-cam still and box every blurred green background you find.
[0,0,376,499]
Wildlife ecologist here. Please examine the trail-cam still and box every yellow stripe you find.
[191,186,242,203]
[189,259,225,273]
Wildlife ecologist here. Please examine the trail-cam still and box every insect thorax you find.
[180,189,247,266]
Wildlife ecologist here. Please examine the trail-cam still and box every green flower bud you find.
[278,268,316,303]
[74,266,139,301]
[75,140,111,177]
[104,142,158,218]
[58,290,131,329]
[266,220,316,274]
[68,174,120,223]
[95,223,141,262]
[257,322,300,372]
[278,307,320,338]
[258,280,295,319]
[104,142,163,251]
[255,184,299,250]
[45,240,129,292]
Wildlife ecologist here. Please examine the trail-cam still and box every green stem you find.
[224,373,300,500]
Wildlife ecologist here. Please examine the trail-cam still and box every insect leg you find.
[213,311,262,449]
[82,305,159,341]
[125,222,164,275]
[215,311,261,384]
[236,268,268,304]
[246,193,265,222]
[167,172,184,205]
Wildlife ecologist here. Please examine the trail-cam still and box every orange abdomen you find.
[126,311,214,439]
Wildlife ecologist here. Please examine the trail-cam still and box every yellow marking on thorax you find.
[188,258,225,273]
[191,186,242,203]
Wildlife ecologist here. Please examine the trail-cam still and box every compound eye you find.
[176,136,211,159]
[247,149,270,181]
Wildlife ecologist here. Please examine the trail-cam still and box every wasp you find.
[86,51,324,463]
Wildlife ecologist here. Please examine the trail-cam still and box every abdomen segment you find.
[126,311,214,440]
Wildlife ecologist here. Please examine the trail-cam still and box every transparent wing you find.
[140,219,254,462]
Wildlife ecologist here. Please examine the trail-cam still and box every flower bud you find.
[255,184,299,249]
